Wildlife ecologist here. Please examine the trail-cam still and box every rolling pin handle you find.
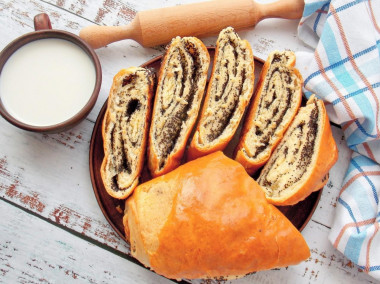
[255,0,305,20]
[79,21,140,49]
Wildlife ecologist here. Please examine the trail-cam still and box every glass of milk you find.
[0,13,102,133]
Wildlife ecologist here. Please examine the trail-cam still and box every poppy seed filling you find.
[242,51,302,162]
[200,29,251,144]
[152,38,206,169]
[258,101,320,197]
[105,70,152,192]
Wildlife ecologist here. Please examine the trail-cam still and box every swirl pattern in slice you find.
[188,27,255,160]
[148,36,210,177]
[235,51,303,175]
[101,67,154,199]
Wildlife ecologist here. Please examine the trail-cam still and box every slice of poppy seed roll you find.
[101,67,155,199]
[257,95,338,206]
[187,27,255,161]
[235,50,303,175]
[148,36,210,177]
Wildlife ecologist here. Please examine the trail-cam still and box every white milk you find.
[0,38,96,126]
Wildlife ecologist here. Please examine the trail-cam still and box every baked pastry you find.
[148,36,210,177]
[235,50,303,175]
[123,151,310,280]
[257,95,338,206]
[187,27,255,161]
[101,67,154,199]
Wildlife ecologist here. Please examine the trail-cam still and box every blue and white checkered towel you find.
[296,0,380,280]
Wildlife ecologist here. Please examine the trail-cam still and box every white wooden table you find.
[0,1,378,283]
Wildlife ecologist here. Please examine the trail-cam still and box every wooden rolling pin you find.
[80,0,304,49]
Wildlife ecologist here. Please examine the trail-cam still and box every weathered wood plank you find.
[0,118,131,254]
[43,0,206,26]
[0,200,171,284]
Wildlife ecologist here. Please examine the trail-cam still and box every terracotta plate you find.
[89,47,322,243]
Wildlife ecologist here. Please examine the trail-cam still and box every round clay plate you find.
[89,47,322,244]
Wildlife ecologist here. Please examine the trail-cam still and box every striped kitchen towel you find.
[295,0,380,280]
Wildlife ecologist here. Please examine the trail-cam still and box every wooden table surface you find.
[0,0,378,283]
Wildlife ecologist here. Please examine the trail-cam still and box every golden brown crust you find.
[148,36,210,177]
[124,152,310,280]
[123,197,150,267]
[235,51,303,175]
[101,67,154,199]
[187,27,255,161]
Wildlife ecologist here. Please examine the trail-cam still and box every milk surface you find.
[0,38,96,126]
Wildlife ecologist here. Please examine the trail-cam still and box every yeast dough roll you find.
[187,27,255,161]
[101,67,154,199]
[148,36,210,177]
[257,96,338,206]
[235,51,303,175]
[124,151,310,280]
